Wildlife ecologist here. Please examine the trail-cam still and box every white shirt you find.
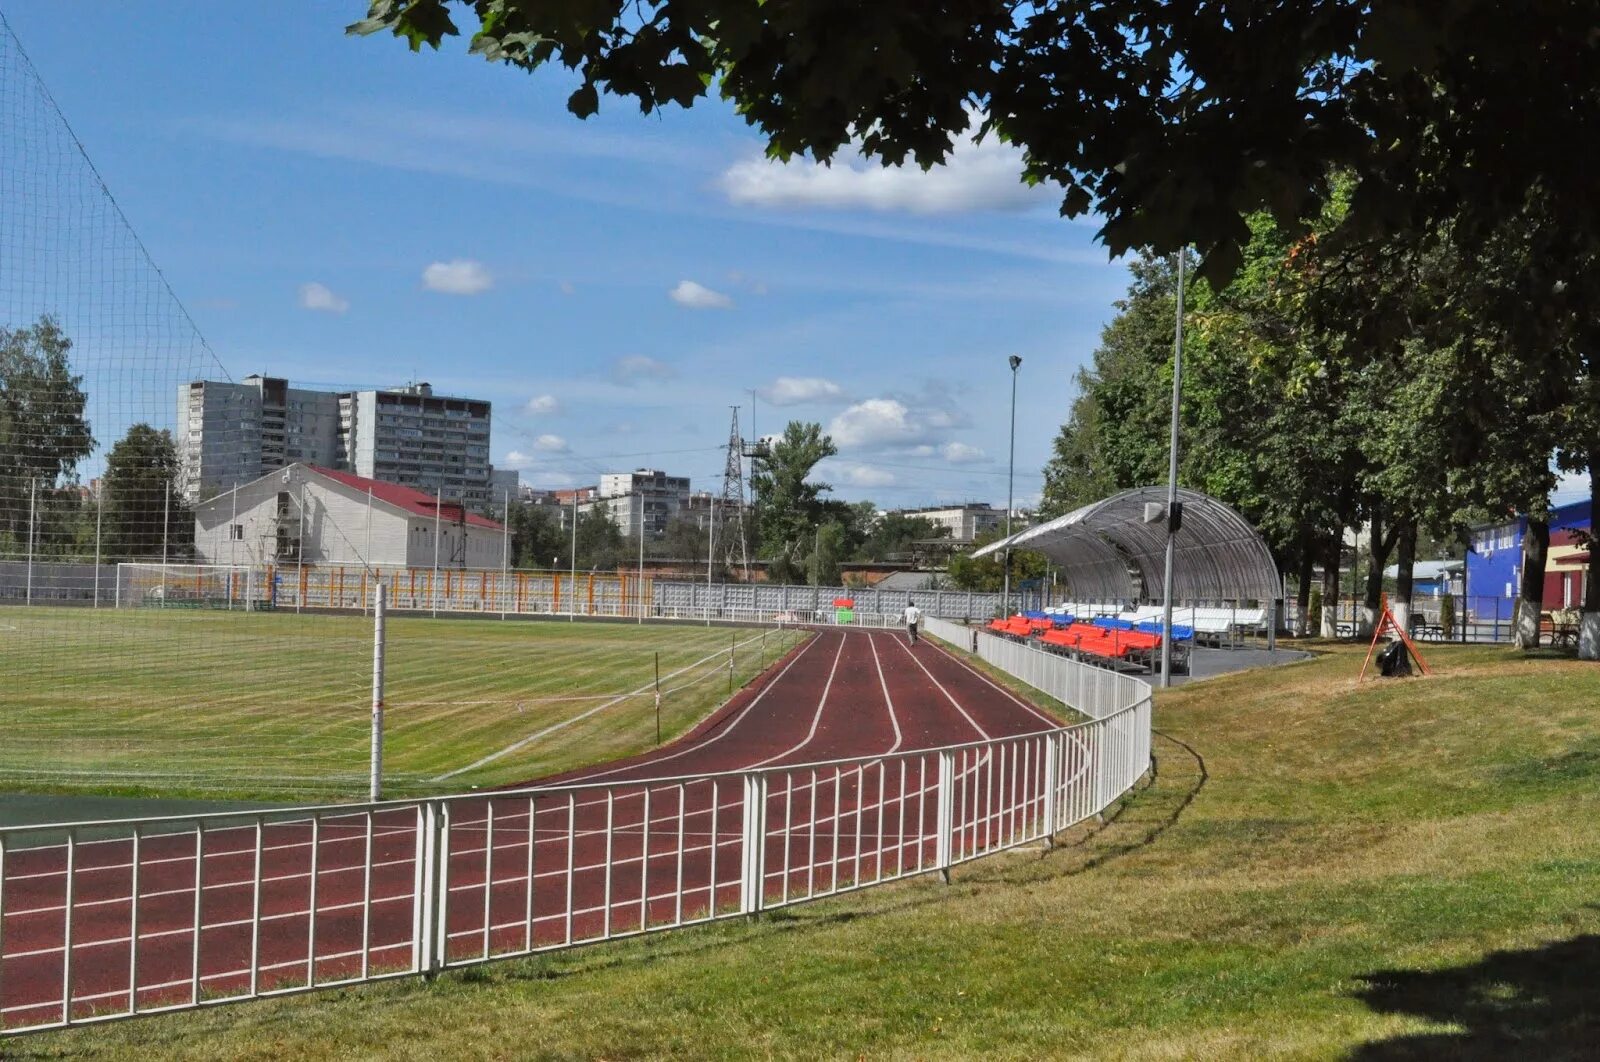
[902,605,923,625]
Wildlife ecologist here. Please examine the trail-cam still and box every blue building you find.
[1467,498,1593,607]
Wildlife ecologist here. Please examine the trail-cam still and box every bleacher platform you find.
[982,601,1270,674]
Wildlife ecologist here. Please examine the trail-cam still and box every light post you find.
[1160,248,1187,688]
[1003,355,1022,615]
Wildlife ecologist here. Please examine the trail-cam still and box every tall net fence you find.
[0,17,818,801]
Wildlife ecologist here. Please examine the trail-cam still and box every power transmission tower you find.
[716,406,752,581]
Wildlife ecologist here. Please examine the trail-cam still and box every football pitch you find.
[0,606,804,801]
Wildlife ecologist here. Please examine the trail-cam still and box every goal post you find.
[115,562,261,610]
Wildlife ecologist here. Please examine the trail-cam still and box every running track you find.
[0,627,1084,1032]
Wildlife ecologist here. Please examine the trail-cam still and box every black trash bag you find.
[1376,639,1412,677]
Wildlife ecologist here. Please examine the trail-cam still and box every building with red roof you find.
[192,463,504,570]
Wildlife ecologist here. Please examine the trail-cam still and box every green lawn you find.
[0,606,804,800]
[29,640,1600,1059]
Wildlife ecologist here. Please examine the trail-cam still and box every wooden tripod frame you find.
[1358,605,1432,681]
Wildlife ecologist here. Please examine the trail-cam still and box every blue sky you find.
[6,3,1131,507]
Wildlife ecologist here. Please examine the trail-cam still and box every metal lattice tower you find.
[716,406,751,580]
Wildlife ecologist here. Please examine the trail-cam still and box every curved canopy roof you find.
[974,486,1280,603]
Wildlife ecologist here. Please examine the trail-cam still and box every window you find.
[229,524,244,541]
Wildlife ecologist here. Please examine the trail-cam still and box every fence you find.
[1283,593,1521,644]
[0,560,1004,624]
[0,623,1152,1037]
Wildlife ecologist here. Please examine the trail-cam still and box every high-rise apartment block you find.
[598,469,691,538]
[178,376,497,507]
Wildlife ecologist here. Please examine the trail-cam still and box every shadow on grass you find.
[1039,728,1208,876]
[1349,934,1600,1059]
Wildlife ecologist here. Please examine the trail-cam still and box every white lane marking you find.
[888,633,991,740]
[433,630,777,780]
[548,628,828,786]
[926,636,1062,728]
[745,632,850,769]
[866,631,904,754]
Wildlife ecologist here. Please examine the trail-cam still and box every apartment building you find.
[892,503,1007,545]
[179,377,499,508]
[597,469,692,539]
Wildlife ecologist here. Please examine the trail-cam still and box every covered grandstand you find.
[975,486,1281,605]
[971,486,1283,674]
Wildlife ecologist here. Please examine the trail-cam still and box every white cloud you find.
[758,376,845,407]
[827,462,896,489]
[720,124,1052,215]
[558,280,576,295]
[298,282,349,314]
[941,441,988,464]
[828,398,921,450]
[525,394,560,415]
[532,433,569,453]
[503,450,534,469]
[669,280,734,310]
[611,356,675,386]
[422,259,494,295]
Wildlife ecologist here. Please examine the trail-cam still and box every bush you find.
[1308,587,1323,633]
[1440,594,1456,638]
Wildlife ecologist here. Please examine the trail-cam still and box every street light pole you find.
[1160,248,1187,688]
[1003,355,1022,616]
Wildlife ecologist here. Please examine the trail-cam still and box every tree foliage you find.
[349,1,1600,289]
[0,315,93,545]
[101,424,191,561]
[506,500,568,569]
[947,529,1047,594]
[573,501,627,571]
[749,420,837,584]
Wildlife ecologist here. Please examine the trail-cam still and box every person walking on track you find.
[902,600,923,646]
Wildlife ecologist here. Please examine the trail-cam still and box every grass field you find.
[29,639,1600,1059]
[0,606,804,800]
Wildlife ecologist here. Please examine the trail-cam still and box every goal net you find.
[115,563,261,610]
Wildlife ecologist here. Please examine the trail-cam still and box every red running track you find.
[0,627,1084,1033]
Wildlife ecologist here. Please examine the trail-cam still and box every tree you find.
[657,515,708,562]
[0,315,94,544]
[806,520,846,587]
[350,1,1600,290]
[749,421,837,584]
[858,510,946,563]
[506,500,567,569]
[574,502,626,571]
[947,529,1047,595]
[101,424,190,561]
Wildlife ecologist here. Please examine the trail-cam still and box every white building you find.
[192,463,504,570]
[893,503,1006,545]
[594,469,692,539]
[179,377,501,509]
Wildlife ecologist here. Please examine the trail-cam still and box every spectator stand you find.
[973,485,1283,662]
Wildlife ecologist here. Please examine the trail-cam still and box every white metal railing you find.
[0,625,1151,1037]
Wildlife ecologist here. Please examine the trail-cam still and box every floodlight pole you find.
[370,581,387,801]
[1003,356,1022,615]
[637,488,645,623]
[25,477,35,607]
[163,478,173,607]
[364,487,373,616]
[569,494,578,621]
[93,484,103,608]
[431,487,442,617]
[706,496,716,625]
[501,488,510,620]
[293,481,305,613]
[1160,248,1187,688]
